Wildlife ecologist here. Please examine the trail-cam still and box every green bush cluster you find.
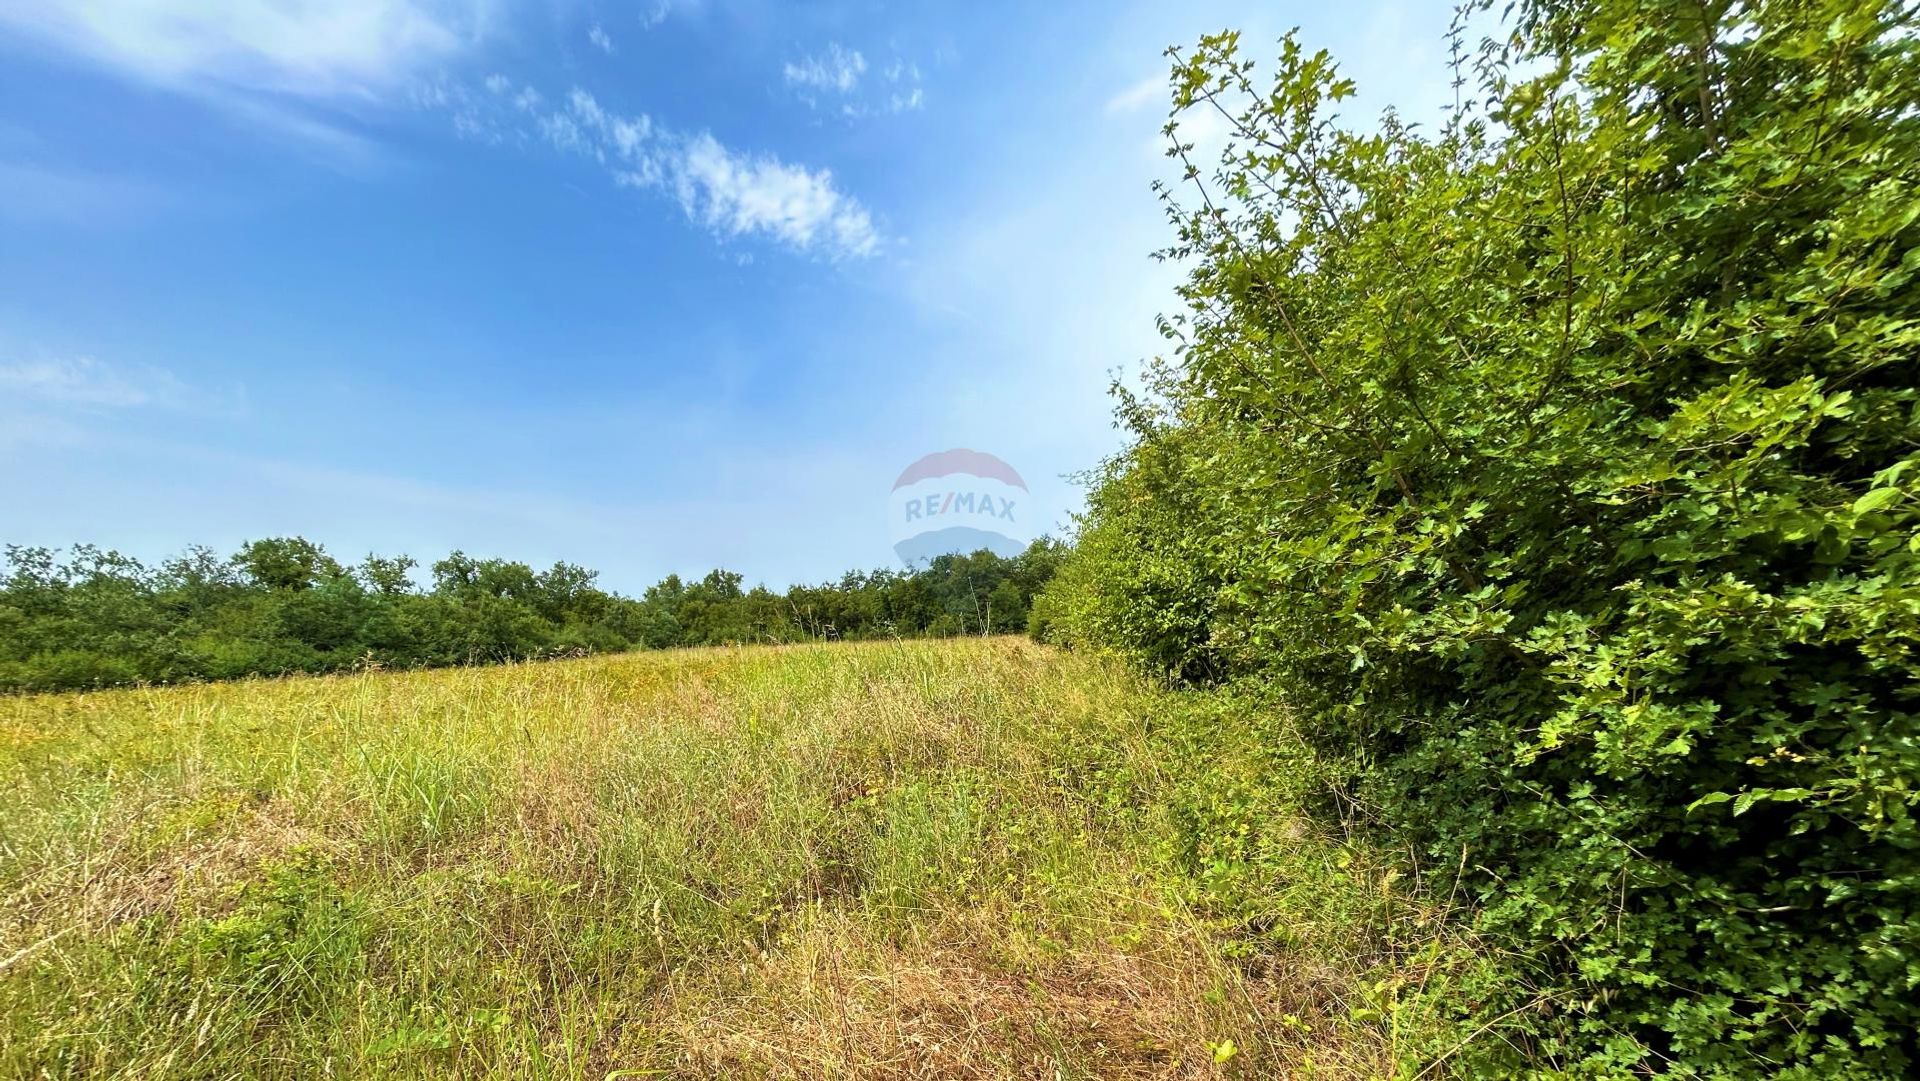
[1042,0,1919,1074]
[0,537,1064,692]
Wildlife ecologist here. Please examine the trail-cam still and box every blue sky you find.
[0,0,1455,593]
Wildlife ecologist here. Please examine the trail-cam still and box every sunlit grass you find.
[1,638,1440,1078]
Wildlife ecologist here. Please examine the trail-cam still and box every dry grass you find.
[668,910,1224,1079]
[0,638,1436,1078]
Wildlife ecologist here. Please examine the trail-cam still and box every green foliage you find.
[179,850,368,1016]
[0,537,1065,691]
[12,849,381,1078]
[1044,1,1920,1074]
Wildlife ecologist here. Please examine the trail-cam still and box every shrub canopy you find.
[1043,0,1920,1074]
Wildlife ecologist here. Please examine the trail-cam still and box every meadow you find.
[0,638,1443,1079]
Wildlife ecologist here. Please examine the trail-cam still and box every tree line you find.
[0,536,1065,692]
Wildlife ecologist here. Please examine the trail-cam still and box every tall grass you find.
[1,639,1459,1078]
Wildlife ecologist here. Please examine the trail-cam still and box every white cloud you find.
[639,0,676,29]
[422,74,496,143]
[0,0,484,99]
[587,23,613,54]
[787,48,924,119]
[0,1,488,166]
[535,111,582,154]
[0,356,186,410]
[473,71,539,112]
[558,88,650,161]
[445,79,879,260]
[878,60,925,115]
[668,133,877,258]
[784,43,866,94]
[567,88,607,129]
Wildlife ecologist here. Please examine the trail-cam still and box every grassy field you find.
[1,638,1443,1079]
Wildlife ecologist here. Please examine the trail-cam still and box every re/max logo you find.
[903,491,1017,521]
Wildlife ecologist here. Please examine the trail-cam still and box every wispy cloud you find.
[639,0,678,29]
[0,0,482,99]
[784,43,866,94]
[0,356,189,410]
[879,59,924,115]
[587,23,613,54]
[668,133,877,257]
[0,0,487,164]
[446,79,880,260]
[568,89,651,158]
[784,45,924,119]
[0,354,248,458]
[0,161,175,227]
[1105,72,1167,115]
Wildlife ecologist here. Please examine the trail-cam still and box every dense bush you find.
[0,538,1063,692]
[1042,0,1919,1074]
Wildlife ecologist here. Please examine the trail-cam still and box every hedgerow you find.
[1043,0,1920,1074]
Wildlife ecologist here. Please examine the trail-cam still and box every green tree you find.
[358,554,417,597]
[2,541,1064,691]
[233,537,342,592]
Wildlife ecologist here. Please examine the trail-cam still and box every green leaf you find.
[1853,487,1904,515]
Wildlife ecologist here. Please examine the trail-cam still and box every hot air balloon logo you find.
[887,449,1032,566]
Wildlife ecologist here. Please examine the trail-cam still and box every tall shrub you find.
[1048,0,1920,1073]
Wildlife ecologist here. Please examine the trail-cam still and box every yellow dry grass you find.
[0,638,1424,1079]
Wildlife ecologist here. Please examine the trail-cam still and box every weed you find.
[0,639,1455,1078]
